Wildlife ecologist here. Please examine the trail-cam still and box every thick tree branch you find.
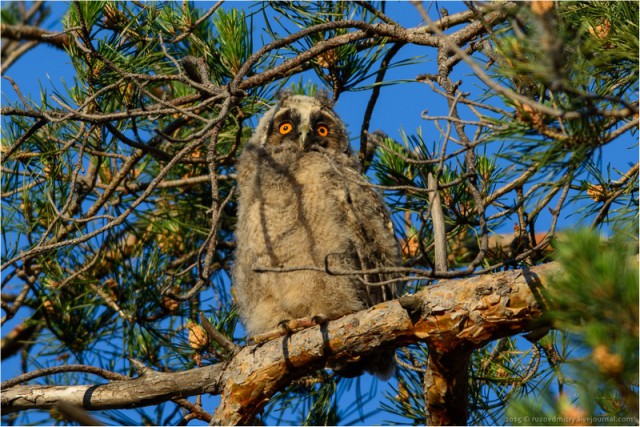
[213,261,557,425]
[2,262,559,424]
[425,346,473,426]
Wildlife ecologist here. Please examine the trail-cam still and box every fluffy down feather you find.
[233,92,402,379]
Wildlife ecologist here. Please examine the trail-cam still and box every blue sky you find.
[2,1,636,426]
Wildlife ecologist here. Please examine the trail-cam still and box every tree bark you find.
[424,346,473,425]
[2,364,225,413]
[2,262,559,424]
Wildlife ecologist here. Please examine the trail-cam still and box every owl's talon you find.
[278,319,294,334]
[284,316,322,331]
[250,316,326,345]
[250,329,287,345]
[311,314,329,325]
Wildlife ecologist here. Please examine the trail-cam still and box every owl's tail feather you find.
[363,348,397,380]
[330,348,396,381]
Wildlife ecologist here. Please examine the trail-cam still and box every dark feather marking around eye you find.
[269,110,301,139]
[310,110,336,125]
[273,109,301,124]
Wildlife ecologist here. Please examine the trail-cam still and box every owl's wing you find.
[334,162,403,306]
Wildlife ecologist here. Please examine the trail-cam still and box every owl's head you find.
[251,91,350,153]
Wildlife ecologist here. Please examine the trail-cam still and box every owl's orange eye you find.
[316,124,329,137]
[278,122,293,135]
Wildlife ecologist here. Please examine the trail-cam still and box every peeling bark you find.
[2,262,560,424]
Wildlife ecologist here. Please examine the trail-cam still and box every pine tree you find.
[1,1,637,425]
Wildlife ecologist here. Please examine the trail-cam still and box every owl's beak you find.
[299,124,310,150]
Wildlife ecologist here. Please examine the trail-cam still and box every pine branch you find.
[2,262,559,424]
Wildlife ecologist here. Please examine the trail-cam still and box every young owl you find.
[233,91,402,379]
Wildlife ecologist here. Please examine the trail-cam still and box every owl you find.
[232,91,402,380]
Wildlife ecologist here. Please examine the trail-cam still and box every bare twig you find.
[199,312,239,356]
[1,364,128,389]
[428,173,448,273]
[0,23,70,49]
[359,43,405,171]
[55,401,105,426]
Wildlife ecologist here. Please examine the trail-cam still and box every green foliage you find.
[262,375,340,426]
[484,1,638,180]
[264,1,391,96]
[507,229,639,425]
[211,8,252,79]
[288,78,320,97]
[381,345,429,424]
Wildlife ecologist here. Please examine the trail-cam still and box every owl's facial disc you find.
[268,97,343,151]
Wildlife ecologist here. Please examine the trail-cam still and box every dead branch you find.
[2,363,225,414]
[0,24,71,50]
